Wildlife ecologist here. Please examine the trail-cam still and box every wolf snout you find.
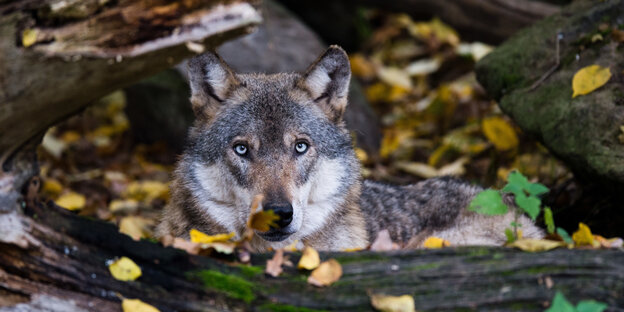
[264,203,293,229]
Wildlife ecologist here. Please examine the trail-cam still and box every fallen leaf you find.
[350,54,376,79]
[22,28,38,47]
[122,299,160,312]
[572,222,598,247]
[370,294,416,312]
[377,66,412,89]
[41,132,67,159]
[185,41,205,54]
[125,180,169,202]
[404,58,440,76]
[55,192,86,211]
[572,65,611,98]
[109,256,142,281]
[42,179,63,197]
[119,216,154,241]
[422,236,451,249]
[189,229,235,244]
[265,249,284,277]
[109,199,139,213]
[171,237,201,255]
[394,162,439,179]
[370,229,400,251]
[508,239,566,252]
[308,259,342,287]
[298,246,321,270]
[249,210,280,232]
[593,235,623,249]
[482,117,519,151]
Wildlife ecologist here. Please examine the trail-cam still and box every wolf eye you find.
[234,144,248,156]
[295,142,308,154]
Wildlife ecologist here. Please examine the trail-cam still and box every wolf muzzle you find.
[264,203,293,229]
[258,202,294,242]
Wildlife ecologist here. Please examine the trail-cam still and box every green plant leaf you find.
[515,193,540,220]
[503,171,549,197]
[557,227,573,244]
[545,291,576,312]
[544,207,555,234]
[527,182,549,196]
[468,190,508,215]
[576,300,608,312]
[505,228,516,243]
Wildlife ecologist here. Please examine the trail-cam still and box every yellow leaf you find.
[119,216,153,241]
[422,236,450,249]
[482,117,519,151]
[42,179,63,197]
[509,239,566,252]
[122,299,160,312]
[22,29,38,47]
[109,199,139,213]
[298,246,321,270]
[572,222,598,246]
[370,294,416,312]
[307,259,342,287]
[350,54,376,79]
[189,228,235,244]
[55,192,86,211]
[380,129,413,159]
[60,131,82,144]
[572,65,612,98]
[355,147,369,163]
[108,256,142,281]
[377,66,412,89]
[125,180,169,202]
[249,210,280,232]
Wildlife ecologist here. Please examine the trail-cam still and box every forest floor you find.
[37,13,610,243]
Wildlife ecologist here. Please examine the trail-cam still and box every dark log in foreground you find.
[0,0,260,206]
[1,200,622,311]
[279,0,563,49]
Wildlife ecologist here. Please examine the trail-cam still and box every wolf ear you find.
[299,45,351,122]
[188,52,240,119]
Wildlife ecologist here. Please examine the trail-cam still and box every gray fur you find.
[157,46,544,250]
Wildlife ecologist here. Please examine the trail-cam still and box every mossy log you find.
[0,0,261,211]
[476,0,624,190]
[1,200,623,311]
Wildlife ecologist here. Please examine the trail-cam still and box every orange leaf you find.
[308,259,342,287]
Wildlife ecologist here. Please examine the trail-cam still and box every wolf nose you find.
[264,203,293,229]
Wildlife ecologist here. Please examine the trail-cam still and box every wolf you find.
[156,46,543,251]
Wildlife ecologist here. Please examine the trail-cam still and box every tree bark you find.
[1,199,622,311]
[0,0,261,210]
[278,0,563,50]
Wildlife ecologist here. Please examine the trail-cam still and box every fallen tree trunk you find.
[0,0,261,209]
[278,0,563,49]
[1,199,622,311]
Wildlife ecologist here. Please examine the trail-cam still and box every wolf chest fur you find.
[157,46,543,251]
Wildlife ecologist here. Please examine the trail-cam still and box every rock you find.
[476,0,624,190]
[125,0,381,155]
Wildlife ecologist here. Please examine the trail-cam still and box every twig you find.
[529,32,563,91]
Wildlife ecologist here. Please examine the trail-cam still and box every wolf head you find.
[181,46,361,248]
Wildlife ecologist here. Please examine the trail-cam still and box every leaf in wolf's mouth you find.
[249,210,280,232]
[246,194,280,233]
